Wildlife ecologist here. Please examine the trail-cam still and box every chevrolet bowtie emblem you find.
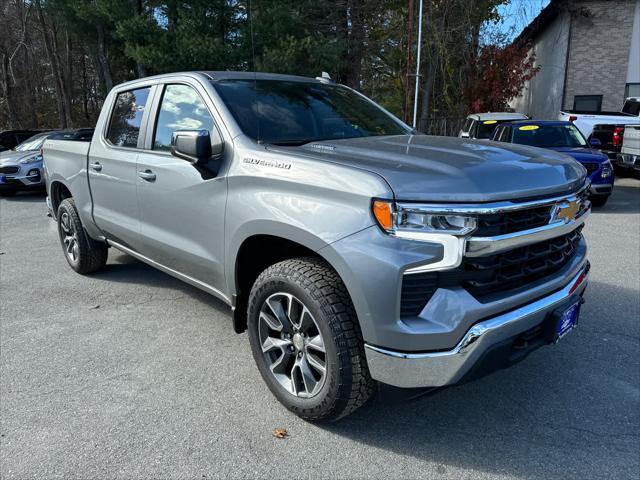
[551,200,580,223]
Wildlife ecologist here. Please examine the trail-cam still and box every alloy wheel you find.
[258,292,327,398]
[60,211,79,263]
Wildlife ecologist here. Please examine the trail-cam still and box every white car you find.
[559,97,640,139]
[459,112,529,140]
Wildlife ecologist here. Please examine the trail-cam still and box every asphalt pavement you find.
[1,177,639,479]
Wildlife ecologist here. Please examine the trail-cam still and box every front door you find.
[135,83,227,292]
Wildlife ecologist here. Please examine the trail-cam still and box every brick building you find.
[510,0,640,119]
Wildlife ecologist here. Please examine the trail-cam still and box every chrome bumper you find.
[364,265,589,388]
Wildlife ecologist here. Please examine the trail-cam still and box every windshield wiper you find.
[268,139,318,146]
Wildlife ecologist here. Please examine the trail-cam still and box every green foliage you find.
[1,0,539,132]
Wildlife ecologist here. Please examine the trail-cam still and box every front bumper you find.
[0,164,44,190]
[615,153,640,171]
[364,264,589,388]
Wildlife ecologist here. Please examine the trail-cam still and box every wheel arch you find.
[229,229,358,334]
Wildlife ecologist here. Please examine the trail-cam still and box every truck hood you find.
[271,135,587,202]
[0,150,39,165]
[548,147,608,164]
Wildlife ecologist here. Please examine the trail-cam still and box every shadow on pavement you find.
[91,251,230,315]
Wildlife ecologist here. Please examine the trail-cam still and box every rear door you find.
[89,85,153,250]
[135,81,228,293]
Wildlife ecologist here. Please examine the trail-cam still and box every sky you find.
[492,0,552,42]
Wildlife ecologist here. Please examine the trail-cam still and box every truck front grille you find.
[582,163,599,175]
[456,227,583,301]
[474,188,590,237]
[399,227,584,317]
[474,205,552,236]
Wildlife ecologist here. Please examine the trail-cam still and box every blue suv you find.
[492,120,614,206]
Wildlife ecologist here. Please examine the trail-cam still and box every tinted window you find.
[107,87,151,148]
[511,124,587,148]
[476,120,512,139]
[154,84,215,151]
[213,79,409,145]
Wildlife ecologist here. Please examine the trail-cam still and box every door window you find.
[106,87,151,148]
[153,84,215,151]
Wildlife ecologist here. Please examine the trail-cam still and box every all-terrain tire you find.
[57,198,108,274]
[247,257,375,421]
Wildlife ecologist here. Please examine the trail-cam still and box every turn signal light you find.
[372,200,394,231]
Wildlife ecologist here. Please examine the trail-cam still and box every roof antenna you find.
[248,0,262,144]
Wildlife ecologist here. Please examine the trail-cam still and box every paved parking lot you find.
[1,178,639,479]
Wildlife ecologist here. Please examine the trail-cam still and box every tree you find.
[464,42,539,113]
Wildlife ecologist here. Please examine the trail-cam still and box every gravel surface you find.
[1,177,639,479]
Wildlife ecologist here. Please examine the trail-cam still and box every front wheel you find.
[57,198,108,274]
[247,257,375,421]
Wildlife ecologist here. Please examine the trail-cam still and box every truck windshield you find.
[213,79,410,145]
[511,124,587,148]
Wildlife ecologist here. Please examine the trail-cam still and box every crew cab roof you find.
[113,71,329,90]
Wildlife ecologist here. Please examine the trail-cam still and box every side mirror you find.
[171,129,224,164]
[460,131,470,139]
[589,137,602,148]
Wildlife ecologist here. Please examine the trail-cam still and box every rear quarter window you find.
[106,87,151,148]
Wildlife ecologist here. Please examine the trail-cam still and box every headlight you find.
[372,200,477,237]
[19,154,42,164]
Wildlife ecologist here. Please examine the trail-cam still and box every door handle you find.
[138,170,156,182]
[90,162,102,172]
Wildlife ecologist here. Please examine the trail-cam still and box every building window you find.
[573,95,602,112]
[625,83,640,98]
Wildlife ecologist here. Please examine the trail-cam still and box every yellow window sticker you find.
[518,125,539,131]
[483,120,497,125]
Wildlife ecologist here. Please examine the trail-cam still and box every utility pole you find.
[412,0,423,129]
[403,0,415,124]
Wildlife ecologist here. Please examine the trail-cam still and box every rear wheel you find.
[247,257,375,421]
[57,198,108,274]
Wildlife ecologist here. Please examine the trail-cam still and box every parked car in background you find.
[459,112,529,139]
[0,128,94,196]
[44,72,590,421]
[492,120,613,207]
[559,97,640,140]
[617,124,640,176]
[0,130,42,153]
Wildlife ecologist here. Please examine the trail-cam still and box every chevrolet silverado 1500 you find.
[44,72,591,420]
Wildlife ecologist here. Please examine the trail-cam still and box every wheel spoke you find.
[259,311,283,332]
[298,356,319,395]
[266,296,291,330]
[306,334,325,353]
[306,353,326,376]
[261,335,292,353]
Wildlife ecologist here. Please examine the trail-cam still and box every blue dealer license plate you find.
[555,302,580,341]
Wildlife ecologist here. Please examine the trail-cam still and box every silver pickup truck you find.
[44,71,591,421]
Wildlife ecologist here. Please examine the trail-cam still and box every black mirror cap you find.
[170,129,223,164]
